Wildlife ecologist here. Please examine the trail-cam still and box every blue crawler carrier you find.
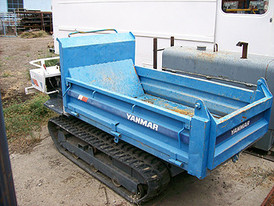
[48,32,272,203]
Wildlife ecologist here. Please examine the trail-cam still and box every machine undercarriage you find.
[48,115,170,204]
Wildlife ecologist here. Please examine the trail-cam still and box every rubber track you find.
[49,115,170,204]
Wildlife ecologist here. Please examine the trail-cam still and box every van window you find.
[222,0,268,14]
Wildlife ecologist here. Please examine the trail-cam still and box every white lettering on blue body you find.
[231,120,250,136]
[126,113,158,131]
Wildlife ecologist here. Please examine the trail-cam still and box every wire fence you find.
[0,12,20,37]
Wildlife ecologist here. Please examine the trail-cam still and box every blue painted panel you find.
[215,97,272,136]
[136,66,254,103]
[216,113,264,145]
[188,100,211,179]
[65,87,190,165]
[69,59,144,98]
[66,77,192,124]
[213,120,268,168]
[67,89,189,144]
[58,32,135,49]
[207,79,273,170]
[136,66,251,117]
[69,108,189,170]
[140,80,236,117]
[58,32,135,107]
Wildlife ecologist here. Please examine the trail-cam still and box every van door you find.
[215,0,274,56]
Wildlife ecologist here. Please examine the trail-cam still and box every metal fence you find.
[0,12,20,37]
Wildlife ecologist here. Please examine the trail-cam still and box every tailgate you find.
[207,78,272,170]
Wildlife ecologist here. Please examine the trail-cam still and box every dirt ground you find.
[10,128,274,206]
[0,35,54,102]
[1,36,274,206]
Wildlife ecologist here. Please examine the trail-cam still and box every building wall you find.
[0,0,8,12]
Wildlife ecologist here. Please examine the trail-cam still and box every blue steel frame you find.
[57,33,273,179]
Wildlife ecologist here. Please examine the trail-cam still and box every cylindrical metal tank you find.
[162,47,274,151]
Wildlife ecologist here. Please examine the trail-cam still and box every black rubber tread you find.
[48,115,170,204]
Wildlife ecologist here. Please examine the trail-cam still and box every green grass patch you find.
[3,93,55,141]
[2,71,13,77]
[37,52,59,65]
[45,58,59,67]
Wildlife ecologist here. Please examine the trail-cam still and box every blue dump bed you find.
[58,33,272,179]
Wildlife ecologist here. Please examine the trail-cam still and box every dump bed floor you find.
[138,94,224,118]
[138,94,194,117]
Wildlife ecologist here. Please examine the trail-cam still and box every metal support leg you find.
[153,38,157,69]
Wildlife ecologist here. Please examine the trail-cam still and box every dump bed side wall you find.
[207,80,272,170]
[136,67,253,117]
[64,78,191,170]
